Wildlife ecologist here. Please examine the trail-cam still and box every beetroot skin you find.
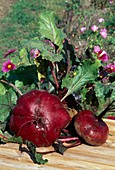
[9,90,71,147]
[74,110,109,146]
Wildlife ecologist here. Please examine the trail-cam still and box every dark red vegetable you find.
[9,90,71,147]
[74,110,109,146]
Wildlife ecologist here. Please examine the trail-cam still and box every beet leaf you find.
[61,60,100,101]
[38,11,66,50]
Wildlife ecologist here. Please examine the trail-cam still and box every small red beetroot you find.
[9,90,71,147]
[74,110,109,146]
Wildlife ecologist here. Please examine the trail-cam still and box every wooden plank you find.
[0,119,115,170]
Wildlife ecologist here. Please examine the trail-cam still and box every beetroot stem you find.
[0,79,23,96]
[98,100,115,119]
[0,134,9,140]
[49,62,59,90]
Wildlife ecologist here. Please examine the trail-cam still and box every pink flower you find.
[98,18,104,23]
[93,47,109,62]
[2,60,16,72]
[109,0,113,4]
[30,49,40,58]
[104,61,115,73]
[97,50,109,62]
[91,25,98,32]
[100,28,107,38]
[80,27,86,33]
[4,49,16,58]
[93,46,100,53]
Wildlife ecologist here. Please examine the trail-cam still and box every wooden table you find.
[0,119,115,170]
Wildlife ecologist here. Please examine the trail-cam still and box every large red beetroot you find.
[9,90,71,147]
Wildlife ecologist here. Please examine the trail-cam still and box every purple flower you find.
[93,46,100,53]
[2,60,16,72]
[91,25,98,32]
[104,61,115,73]
[100,28,107,38]
[4,49,16,58]
[98,18,104,23]
[30,49,40,58]
[80,27,86,33]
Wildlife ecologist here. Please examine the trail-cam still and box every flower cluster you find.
[80,17,107,39]
[93,45,115,82]
[91,25,107,39]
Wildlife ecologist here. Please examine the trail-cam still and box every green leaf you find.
[29,37,63,62]
[0,129,3,138]
[42,50,63,62]
[35,153,48,164]
[29,37,45,50]
[38,11,66,50]
[7,65,38,86]
[111,89,115,100]
[0,89,17,123]
[19,48,30,65]
[81,86,89,101]
[0,83,6,95]
[26,141,48,164]
[0,71,3,79]
[15,80,24,88]
[111,82,115,87]
[7,136,23,144]
[22,37,63,62]
[61,60,99,101]
[94,82,110,101]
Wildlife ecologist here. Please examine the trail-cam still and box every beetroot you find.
[9,90,71,147]
[74,110,109,146]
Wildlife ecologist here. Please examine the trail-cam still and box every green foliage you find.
[7,136,23,144]
[61,60,99,101]
[0,88,17,123]
[7,65,38,85]
[0,83,6,95]
[94,82,111,105]
[27,142,48,164]
[21,37,63,62]
[38,11,66,50]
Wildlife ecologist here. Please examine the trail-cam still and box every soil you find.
[0,0,16,20]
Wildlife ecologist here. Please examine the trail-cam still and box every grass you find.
[0,0,66,58]
[0,0,115,60]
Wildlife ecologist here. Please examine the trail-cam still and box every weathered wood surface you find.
[0,119,115,170]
